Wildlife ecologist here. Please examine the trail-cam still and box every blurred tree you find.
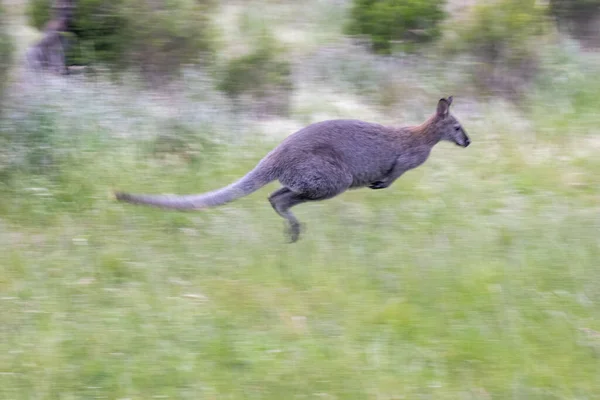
[458,0,545,64]
[448,0,547,97]
[549,0,600,48]
[346,0,446,54]
[0,3,13,112]
[26,0,218,83]
[28,0,52,29]
[217,31,293,117]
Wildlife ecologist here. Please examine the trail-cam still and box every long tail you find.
[114,163,276,210]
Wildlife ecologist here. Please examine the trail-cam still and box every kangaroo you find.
[26,29,68,74]
[115,96,470,242]
[26,2,74,75]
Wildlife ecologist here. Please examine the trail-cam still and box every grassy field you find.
[2,2,600,399]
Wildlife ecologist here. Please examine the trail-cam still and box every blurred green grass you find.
[2,100,600,398]
[2,1,600,398]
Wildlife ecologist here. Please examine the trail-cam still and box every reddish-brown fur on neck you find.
[404,114,441,145]
[406,114,436,134]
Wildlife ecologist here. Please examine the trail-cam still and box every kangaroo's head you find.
[434,96,470,147]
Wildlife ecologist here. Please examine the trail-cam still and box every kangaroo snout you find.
[462,137,470,147]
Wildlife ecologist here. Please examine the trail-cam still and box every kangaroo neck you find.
[401,116,442,148]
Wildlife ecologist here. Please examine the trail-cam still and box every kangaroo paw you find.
[369,180,388,189]
[286,222,304,243]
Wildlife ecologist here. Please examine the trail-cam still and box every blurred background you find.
[2,0,600,398]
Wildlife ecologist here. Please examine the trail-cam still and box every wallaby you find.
[26,29,68,74]
[115,96,470,242]
[26,2,73,75]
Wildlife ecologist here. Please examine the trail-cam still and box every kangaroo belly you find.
[345,153,397,188]
[350,169,390,188]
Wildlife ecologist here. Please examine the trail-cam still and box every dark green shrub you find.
[0,4,13,112]
[449,0,547,95]
[549,0,600,46]
[217,33,293,116]
[26,0,52,31]
[120,0,218,82]
[66,0,126,67]
[346,0,446,54]
[26,0,218,82]
[549,0,600,26]
[458,0,546,63]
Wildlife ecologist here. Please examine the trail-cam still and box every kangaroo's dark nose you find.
[463,138,470,147]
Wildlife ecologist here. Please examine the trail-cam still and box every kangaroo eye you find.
[454,126,461,131]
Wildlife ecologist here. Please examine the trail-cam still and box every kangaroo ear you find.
[447,95,453,105]
[437,98,450,117]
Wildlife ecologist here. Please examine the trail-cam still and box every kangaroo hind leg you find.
[270,161,352,242]
[268,182,348,243]
[269,187,307,243]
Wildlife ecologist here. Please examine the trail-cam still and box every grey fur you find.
[115,97,470,242]
[26,1,74,75]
